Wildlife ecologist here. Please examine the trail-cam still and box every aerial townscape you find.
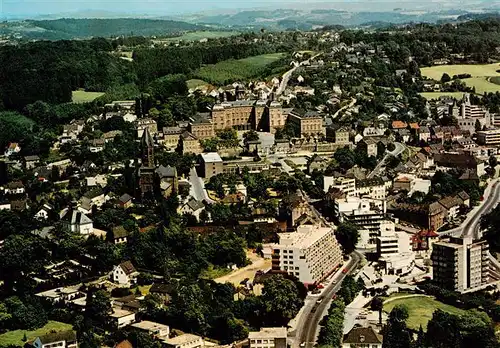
[2,1,500,348]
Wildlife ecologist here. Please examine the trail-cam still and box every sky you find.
[1,0,497,18]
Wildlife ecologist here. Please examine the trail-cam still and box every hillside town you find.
[2,15,500,348]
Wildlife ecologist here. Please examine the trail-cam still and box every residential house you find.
[115,340,134,348]
[307,155,329,174]
[357,138,378,157]
[179,199,205,221]
[62,210,93,235]
[434,153,485,177]
[356,177,386,199]
[199,153,223,179]
[149,283,173,304]
[31,330,78,348]
[112,226,129,244]
[411,229,439,256]
[392,120,408,129]
[4,181,25,195]
[24,155,40,169]
[103,130,123,143]
[162,127,183,149]
[180,131,203,155]
[35,204,53,220]
[89,138,106,153]
[86,174,108,187]
[130,321,170,339]
[342,327,382,348]
[35,286,84,304]
[419,126,431,142]
[429,202,446,231]
[4,142,21,157]
[112,261,139,285]
[111,308,136,329]
[80,187,106,213]
[118,193,133,209]
[438,196,463,221]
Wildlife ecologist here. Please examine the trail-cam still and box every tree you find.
[261,275,304,326]
[336,222,360,254]
[317,299,345,347]
[243,130,260,143]
[441,73,451,83]
[382,305,412,348]
[481,205,500,253]
[333,147,356,172]
[475,119,482,133]
[371,297,384,325]
[85,289,112,329]
[489,155,498,168]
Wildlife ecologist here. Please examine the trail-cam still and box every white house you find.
[32,330,78,348]
[61,210,93,235]
[110,308,136,329]
[4,142,21,157]
[178,199,205,221]
[112,261,139,286]
[35,204,53,220]
[4,181,25,195]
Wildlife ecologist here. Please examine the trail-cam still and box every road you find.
[367,142,405,179]
[277,53,323,95]
[331,98,357,120]
[295,251,362,348]
[439,179,500,239]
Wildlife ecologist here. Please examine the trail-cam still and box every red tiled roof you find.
[392,121,408,129]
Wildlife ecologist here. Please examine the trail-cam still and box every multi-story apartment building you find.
[356,178,386,200]
[323,176,356,195]
[477,129,500,146]
[288,109,325,138]
[431,237,489,293]
[271,225,343,284]
[248,327,287,348]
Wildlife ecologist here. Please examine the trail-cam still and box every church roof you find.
[141,128,154,148]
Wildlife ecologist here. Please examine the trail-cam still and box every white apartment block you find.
[271,225,343,284]
[323,176,356,196]
[477,129,500,146]
[248,327,287,348]
[377,220,414,275]
[356,179,386,200]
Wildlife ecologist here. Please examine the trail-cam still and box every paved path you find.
[367,142,405,179]
[277,53,323,95]
[214,252,271,286]
[331,98,357,120]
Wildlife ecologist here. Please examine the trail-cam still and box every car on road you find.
[316,298,323,304]
[342,267,349,274]
[300,342,306,347]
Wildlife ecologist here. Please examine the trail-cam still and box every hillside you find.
[0,18,206,40]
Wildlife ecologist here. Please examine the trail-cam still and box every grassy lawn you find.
[187,79,209,89]
[420,92,466,100]
[461,77,500,94]
[194,52,286,85]
[421,63,500,80]
[72,90,105,103]
[384,296,465,330]
[163,31,238,42]
[201,264,232,279]
[0,321,73,347]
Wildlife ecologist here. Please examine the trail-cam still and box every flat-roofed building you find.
[271,225,342,284]
[477,129,500,146]
[162,334,204,348]
[199,152,223,179]
[323,176,356,196]
[248,327,287,348]
[130,321,169,338]
[431,237,489,293]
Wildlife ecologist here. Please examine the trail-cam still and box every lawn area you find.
[194,52,286,85]
[72,90,105,103]
[384,296,466,330]
[0,321,73,347]
[162,31,238,42]
[460,77,500,94]
[420,92,466,100]
[421,63,500,80]
[187,79,209,89]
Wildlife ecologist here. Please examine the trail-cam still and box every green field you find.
[194,53,286,85]
[384,296,466,330]
[0,321,73,347]
[161,31,239,42]
[420,92,466,100]
[421,63,500,80]
[187,79,209,89]
[72,90,105,103]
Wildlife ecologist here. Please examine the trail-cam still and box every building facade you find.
[248,327,287,348]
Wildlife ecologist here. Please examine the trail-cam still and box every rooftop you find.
[343,327,382,344]
[200,152,223,163]
[110,308,135,318]
[130,320,169,333]
[162,333,202,345]
[248,327,287,339]
[278,225,334,250]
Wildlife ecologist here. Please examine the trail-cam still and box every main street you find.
[293,251,362,348]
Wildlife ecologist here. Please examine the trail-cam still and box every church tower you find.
[139,128,155,197]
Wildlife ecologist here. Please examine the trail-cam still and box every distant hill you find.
[0,18,206,40]
[30,18,204,38]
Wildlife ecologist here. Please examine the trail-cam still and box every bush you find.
[110,287,132,298]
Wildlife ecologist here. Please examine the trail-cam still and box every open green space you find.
[187,79,209,89]
[0,321,73,347]
[384,296,466,330]
[194,52,286,85]
[460,77,500,94]
[420,92,466,100]
[421,63,500,80]
[162,31,239,42]
[72,90,105,103]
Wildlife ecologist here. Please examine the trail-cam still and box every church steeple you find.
[141,128,154,167]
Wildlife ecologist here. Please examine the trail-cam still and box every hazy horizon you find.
[1,0,499,19]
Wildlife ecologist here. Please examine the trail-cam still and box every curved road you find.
[277,53,323,96]
[297,251,362,348]
[367,142,406,179]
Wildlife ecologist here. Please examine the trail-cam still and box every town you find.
[1,14,500,348]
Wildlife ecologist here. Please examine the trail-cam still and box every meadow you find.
[194,53,286,85]
[384,295,466,330]
[187,79,209,90]
[419,92,466,100]
[0,321,73,347]
[72,90,105,103]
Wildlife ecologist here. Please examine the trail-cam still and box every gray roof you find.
[119,193,133,204]
[156,165,177,178]
[63,210,92,225]
[187,199,205,211]
[24,155,40,161]
[141,127,154,148]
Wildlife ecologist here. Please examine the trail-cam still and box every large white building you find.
[248,327,287,348]
[376,220,414,275]
[477,129,500,146]
[271,225,343,284]
[323,176,356,196]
